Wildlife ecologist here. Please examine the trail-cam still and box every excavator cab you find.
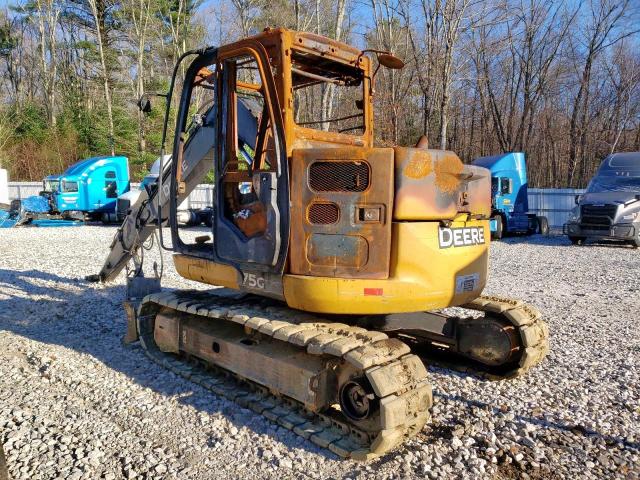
[167,28,492,312]
[167,30,380,299]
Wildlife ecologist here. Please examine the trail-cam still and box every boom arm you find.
[94,164,166,283]
[92,99,258,282]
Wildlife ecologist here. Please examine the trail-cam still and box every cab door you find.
[169,44,289,295]
[212,46,289,276]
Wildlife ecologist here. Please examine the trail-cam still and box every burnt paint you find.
[393,148,491,221]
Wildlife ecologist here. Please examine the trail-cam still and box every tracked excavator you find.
[89,28,549,460]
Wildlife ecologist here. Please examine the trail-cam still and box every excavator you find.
[89,28,549,460]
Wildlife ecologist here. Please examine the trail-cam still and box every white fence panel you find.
[8,182,583,228]
[8,182,42,201]
[8,181,216,209]
[182,184,214,209]
[527,188,585,228]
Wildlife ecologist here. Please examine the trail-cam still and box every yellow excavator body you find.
[176,216,489,314]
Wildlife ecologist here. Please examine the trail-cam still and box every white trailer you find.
[0,169,9,205]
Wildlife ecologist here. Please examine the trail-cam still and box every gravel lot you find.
[0,226,639,480]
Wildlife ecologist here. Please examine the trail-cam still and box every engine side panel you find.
[289,147,394,279]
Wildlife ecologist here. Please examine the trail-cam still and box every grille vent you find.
[309,161,369,192]
[581,204,617,219]
[581,204,617,230]
[308,203,339,224]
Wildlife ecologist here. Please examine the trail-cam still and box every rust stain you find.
[403,150,433,179]
[434,153,463,193]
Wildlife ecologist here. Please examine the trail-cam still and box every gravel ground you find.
[0,226,638,480]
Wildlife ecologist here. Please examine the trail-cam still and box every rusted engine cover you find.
[290,147,394,279]
[393,148,491,221]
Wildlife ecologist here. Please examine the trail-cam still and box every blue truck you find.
[472,152,548,239]
[2,155,130,227]
[40,155,130,222]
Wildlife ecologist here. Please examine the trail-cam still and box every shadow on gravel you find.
[496,234,571,248]
[497,234,638,249]
[434,392,640,452]
[0,268,335,459]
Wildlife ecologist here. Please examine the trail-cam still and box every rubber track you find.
[461,295,550,379]
[136,291,433,460]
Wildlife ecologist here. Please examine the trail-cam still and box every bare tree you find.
[320,0,348,129]
[35,0,60,125]
[475,0,576,152]
[602,44,640,153]
[123,0,155,154]
[434,0,471,149]
[231,0,260,36]
[88,0,115,155]
[404,0,439,138]
[369,0,414,144]
[567,0,639,186]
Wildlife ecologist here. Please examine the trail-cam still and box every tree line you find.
[0,0,638,186]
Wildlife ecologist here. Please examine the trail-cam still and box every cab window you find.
[500,178,512,195]
[291,49,365,136]
[174,58,218,250]
[105,170,118,198]
[220,53,274,239]
[62,181,78,192]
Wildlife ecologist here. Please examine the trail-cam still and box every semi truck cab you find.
[42,156,130,220]
[565,152,640,247]
[473,152,548,239]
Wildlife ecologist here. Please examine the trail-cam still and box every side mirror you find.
[377,53,405,70]
[360,49,405,90]
[137,95,152,113]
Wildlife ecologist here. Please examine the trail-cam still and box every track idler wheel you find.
[339,378,378,421]
[460,295,550,378]
[457,316,521,367]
